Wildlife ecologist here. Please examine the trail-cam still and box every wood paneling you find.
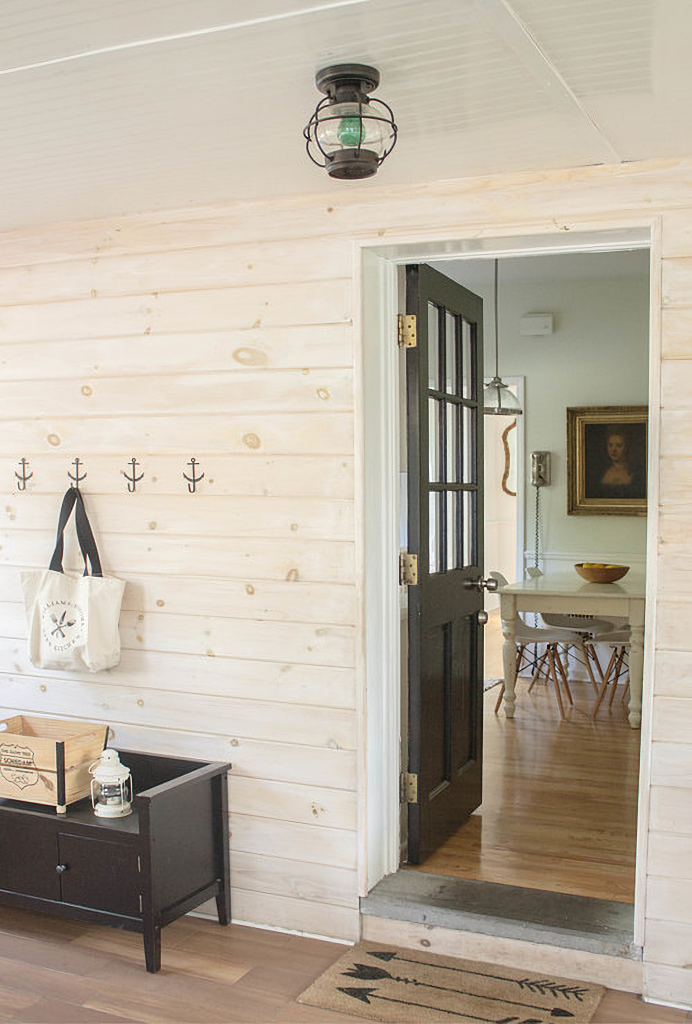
[0,154,692,1008]
[0,676,356,749]
[646,877,692,927]
[662,308,692,359]
[230,814,357,869]
[230,851,358,909]
[0,411,355,456]
[0,213,358,941]
[0,454,355,499]
[1,534,355,582]
[0,640,357,707]
[0,280,351,342]
[661,208,692,257]
[0,237,353,304]
[649,786,692,834]
[0,493,354,541]
[644,919,692,968]
[661,257,692,307]
[647,832,692,880]
[229,777,357,831]
[651,740,692,786]
[652,697,692,745]
[643,964,692,1008]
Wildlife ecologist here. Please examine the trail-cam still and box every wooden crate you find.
[0,716,108,813]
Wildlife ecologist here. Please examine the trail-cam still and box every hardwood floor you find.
[0,903,688,1023]
[412,611,641,902]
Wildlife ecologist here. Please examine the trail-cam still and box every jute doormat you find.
[298,941,605,1023]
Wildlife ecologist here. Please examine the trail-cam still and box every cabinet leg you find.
[143,920,162,973]
[216,889,231,926]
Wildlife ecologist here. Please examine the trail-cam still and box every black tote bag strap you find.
[48,488,103,577]
[48,489,79,573]
[75,489,103,577]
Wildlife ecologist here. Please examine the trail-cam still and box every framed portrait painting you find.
[567,405,648,516]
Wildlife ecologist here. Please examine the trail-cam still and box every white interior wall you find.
[483,414,519,604]
[435,255,650,568]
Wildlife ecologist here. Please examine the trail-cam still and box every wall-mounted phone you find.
[531,451,551,487]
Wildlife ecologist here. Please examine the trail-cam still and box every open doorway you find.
[361,229,653,950]
[400,249,648,904]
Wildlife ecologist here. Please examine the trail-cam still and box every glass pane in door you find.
[429,399,442,482]
[462,319,475,400]
[445,311,458,394]
[429,491,441,573]
[428,303,440,391]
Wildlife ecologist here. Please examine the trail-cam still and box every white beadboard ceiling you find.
[0,0,690,231]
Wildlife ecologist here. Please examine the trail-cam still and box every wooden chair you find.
[526,567,619,695]
[591,630,631,717]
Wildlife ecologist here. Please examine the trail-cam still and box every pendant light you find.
[484,259,522,416]
[303,64,397,180]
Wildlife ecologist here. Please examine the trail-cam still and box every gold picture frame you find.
[567,405,648,516]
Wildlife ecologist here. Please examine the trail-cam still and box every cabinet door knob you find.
[55,864,68,874]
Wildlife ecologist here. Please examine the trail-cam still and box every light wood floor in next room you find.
[410,610,641,903]
[0,904,689,1023]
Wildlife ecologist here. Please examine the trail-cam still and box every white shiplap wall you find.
[1,156,692,1005]
[0,225,361,941]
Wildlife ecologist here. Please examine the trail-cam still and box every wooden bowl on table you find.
[575,562,629,584]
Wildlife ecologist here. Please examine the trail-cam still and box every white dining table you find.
[498,571,646,729]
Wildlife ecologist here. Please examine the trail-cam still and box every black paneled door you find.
[405,264,485,864]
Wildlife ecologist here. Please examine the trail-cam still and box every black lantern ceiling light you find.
[304,63,397,180]
[483,259,523,416]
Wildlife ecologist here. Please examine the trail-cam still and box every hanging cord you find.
[533,485,542,626]
[494,258,500,379]
[534,484,542,576]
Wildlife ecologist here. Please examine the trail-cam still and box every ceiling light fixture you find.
[303,63,397,180]
[484,259,523,416]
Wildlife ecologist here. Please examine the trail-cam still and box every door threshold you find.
[361,870,640,960]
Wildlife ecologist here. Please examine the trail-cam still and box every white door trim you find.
[356,223,658,951]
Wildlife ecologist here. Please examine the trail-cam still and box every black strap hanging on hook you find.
[68,457,87,489]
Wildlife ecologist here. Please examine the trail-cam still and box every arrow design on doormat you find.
[368,951,589,1002]
[338,987,544,1022]
[343,964,574,1018]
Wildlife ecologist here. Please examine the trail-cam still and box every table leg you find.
[500,598,518,719]
[628,618,644,730]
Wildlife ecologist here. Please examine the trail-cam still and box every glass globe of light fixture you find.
[304,64,397,180]
[484,259,523,416]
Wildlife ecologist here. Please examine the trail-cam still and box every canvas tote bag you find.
[21,488,126,672]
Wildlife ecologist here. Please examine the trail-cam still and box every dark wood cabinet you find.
[0,750,231,972]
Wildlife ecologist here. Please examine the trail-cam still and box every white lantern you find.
[89,749,132,817]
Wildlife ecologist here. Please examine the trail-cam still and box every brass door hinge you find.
[399,552,418,586]
[397,313,417,348]
[400,772,419,804]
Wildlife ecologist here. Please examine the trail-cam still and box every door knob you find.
[55,864,68,874]
[465,577,498,593]
[477,610,489,625]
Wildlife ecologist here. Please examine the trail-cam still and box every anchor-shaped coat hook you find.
[14,458,33,491]
[123,458,144,493]
[68,457,87,489]
[183,457,204,493]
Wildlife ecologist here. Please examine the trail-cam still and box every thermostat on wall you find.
[520,314,554,336]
